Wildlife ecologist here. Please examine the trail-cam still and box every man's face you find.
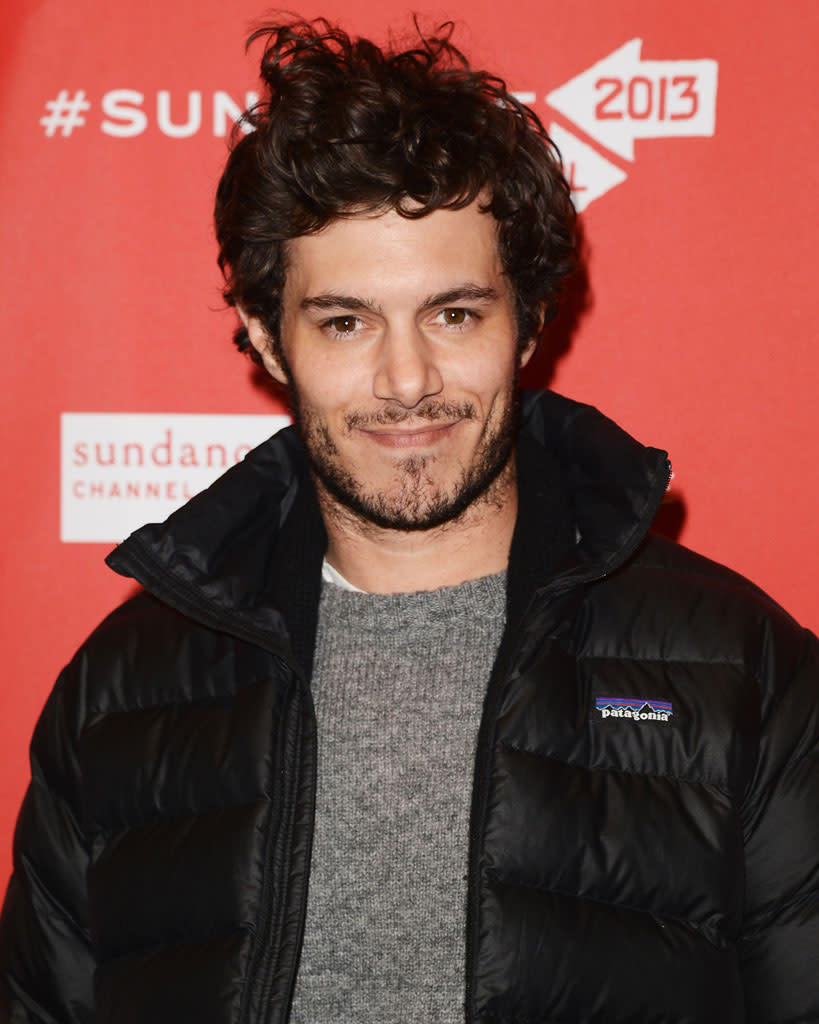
[249,200,535,532]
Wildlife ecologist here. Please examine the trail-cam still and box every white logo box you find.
[61,412,290,543]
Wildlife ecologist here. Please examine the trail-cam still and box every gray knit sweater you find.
[289,572,507,1023]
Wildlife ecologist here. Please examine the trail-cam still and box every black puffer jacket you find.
[1,391,817,1024]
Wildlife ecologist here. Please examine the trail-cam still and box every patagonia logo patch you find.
[595,697,673,722]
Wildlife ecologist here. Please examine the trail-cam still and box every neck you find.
[318,462,518,594]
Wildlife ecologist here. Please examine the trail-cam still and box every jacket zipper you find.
[463,568,598,1021]
[463,456,671,1019]
[107,536,318,1024]
[240,675,317,1024]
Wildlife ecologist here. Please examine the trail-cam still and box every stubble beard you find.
[289,385,521,533]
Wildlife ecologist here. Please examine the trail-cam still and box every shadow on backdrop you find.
[651,492,687,543]
[520,215,592,390]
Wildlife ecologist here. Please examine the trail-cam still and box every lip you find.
[358,421,461,449]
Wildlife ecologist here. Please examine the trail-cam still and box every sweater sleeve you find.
[0,656,95,1024]
[739,625,819,1023]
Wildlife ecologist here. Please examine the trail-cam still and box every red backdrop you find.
[2,0,817,884]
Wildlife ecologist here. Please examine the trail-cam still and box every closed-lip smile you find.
[359,421,461,448]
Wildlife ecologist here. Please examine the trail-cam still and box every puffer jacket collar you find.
[106,416,326,672]
[519,391,670,574]
[105,389,671,661]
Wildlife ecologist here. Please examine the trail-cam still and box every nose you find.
[372,326,444,408]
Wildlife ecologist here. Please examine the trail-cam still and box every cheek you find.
[290,370,360,421]
[456,351,518,403]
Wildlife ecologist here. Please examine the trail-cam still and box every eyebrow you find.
[421,285,500,309]
[300,293,381,314]
[300,283,500,315]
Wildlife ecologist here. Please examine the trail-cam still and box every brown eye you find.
[327,316,359,334]
[442,308,467,325]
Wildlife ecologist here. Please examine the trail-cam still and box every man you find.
[1,17,817,1024]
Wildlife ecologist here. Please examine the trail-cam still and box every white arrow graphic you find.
[547,39,718,161]
[549,122,627,212]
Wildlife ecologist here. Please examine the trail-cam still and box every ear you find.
[237,308,288,385]
[518,303,546,370]
[518,335,538,370]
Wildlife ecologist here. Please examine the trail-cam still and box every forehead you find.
[282,201,506,302]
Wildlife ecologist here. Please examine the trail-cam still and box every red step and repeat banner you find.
[2,1,817,882]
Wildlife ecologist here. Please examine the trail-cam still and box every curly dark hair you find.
[214,17,577,364]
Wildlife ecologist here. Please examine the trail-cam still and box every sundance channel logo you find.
[61,412,290,543]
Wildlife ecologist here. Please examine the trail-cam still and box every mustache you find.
[345,401,476,430]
